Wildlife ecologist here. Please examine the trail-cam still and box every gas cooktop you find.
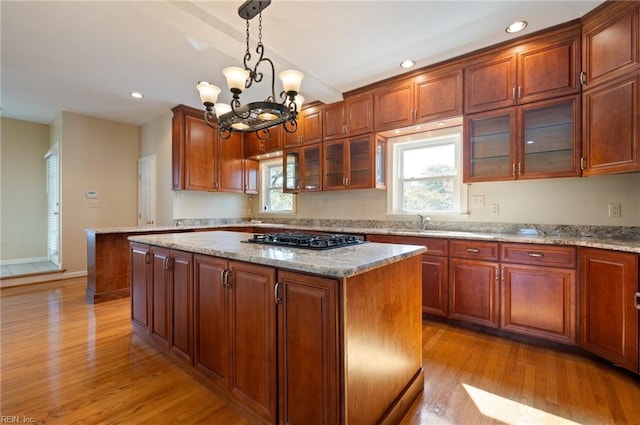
[246,232,365,250]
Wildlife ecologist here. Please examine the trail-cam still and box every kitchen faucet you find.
[417,214,431,230]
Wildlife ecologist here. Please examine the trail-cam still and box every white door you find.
[45,144,60,266]
[138,155,156,227]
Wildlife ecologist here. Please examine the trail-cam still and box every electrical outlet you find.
[608,203,621,217]
[491,203,500,215]
[471,195,485,208]
[88,199,101,208]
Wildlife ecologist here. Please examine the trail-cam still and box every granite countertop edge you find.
[91,222,640,254]
[127,231,427,279]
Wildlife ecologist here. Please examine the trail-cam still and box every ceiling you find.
[1,0,604,127]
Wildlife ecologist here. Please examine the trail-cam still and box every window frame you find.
[387,126,468,217]
[259,157,296,215]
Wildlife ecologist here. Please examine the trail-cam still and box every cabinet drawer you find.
[367,234,448,256]
[449,240,499,261]
[501,243,576,268]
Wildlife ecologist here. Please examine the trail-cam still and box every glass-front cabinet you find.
[283,144,323,193]
[464,94,580,182]
[323,135,376,190]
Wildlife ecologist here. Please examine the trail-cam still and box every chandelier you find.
[196,0,304,140]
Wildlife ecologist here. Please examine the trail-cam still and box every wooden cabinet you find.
[582,1,640,88]
[285,104,323,147]
[283,143,322,193]
[500,243,576,344]
[578,247,639,374]
[244,159,259,194]
[323,134,377,190]
[374,67,463,132]
[130,243,150,330]
[276,270,340,425]
[464,94,581,182]
[465,24,581,114]
[367,234,449,317]
[245,125,283,158]
[448,240,500,328]
[148,246,193,365]
[581,1,640,176]
[323,93,373,141]
[172,104,245,193]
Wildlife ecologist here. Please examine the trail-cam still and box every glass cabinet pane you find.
[376,137,386,188]
[324,142,345,188]
[467,112,513,180]
[302,145,322,191]
[522,98,576,176]
[283,150,300,192]
[348,137,372,188]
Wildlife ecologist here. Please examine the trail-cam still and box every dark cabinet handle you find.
[635,292,640,310]
[274,282,282,304]
[144,251,150,264]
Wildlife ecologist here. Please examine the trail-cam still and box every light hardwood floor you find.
[1,278,639,424]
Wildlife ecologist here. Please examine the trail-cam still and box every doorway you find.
[138,155,156,227]
[45,144,60,266]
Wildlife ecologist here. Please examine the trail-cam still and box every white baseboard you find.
[0,270,86,288]
[0,257,49,266]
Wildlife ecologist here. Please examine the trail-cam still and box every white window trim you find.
[386,126,468,218]
[258,158,296,215]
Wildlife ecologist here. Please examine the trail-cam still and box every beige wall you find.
[140,112,248,225]
[60,112,140,273]
[255,173,640,227]
[0,117,50,260]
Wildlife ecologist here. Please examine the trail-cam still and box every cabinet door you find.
[449,258,499,328]
[422,254,449,317]
[277,270,340,425]
[415,69,463,123]
[245,126,283,158]
[347,135,374,189]
[169,250,193,364]
[464,108,516,182]
[302,106,323,146]
[582,1,640,88]
[194,255,229,386]
[518,95,581,178]
[218,131,244,193]
[582,73,640,175]
[464,55,517,113]
[501,264,576,344]
[244,159,259,194]
[518,30,581,104]
[130,243,150,330]
[283,149,301,193]
[302,144,322,191]
[579,248,639,373]
[345,94,374,136]
[323,140,346,190]
[228,261,277,423]
[184,114,216,191]
[374,80,415,132]
[150,246,171,346]
[323,101,346,141]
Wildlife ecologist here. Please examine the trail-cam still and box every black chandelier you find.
[196,0,304,140]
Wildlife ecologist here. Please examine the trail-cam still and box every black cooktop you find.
[246,232,365,250]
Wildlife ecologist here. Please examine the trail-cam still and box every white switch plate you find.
[491,203,500,215]
[471,195,485,208]
[608,203,621,217]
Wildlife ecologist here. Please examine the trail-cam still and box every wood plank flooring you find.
[1,278,639,424]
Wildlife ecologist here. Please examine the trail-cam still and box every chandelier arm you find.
[282,118,298,134]
[256,128,270,141]
[203,110,218,129]
[219,126,232,140]
[230,98,251,120]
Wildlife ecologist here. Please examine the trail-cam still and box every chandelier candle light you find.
[196,0,304,140]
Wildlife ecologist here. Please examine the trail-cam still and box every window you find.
[390,126,466,215]
[260,158,295,213]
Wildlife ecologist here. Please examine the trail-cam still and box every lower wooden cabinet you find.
[130,243,150,330]
[276,270,339,425]
[579,247,639,373]
[449,257,500,328]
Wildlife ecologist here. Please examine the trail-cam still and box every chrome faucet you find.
[417,214,431,231]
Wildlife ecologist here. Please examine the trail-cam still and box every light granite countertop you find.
[97,221,640,254]
[127,231,426,278]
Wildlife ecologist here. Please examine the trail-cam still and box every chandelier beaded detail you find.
[196,0,304,140]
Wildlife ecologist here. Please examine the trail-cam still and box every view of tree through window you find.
[265,162,293,212]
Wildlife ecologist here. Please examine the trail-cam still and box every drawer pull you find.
[466,248,480,253]
[635,292,640,310]
[528,252,544,258]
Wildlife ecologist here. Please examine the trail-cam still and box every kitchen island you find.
[127,230,426,425]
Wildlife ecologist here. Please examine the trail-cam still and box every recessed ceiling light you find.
[400,59,416,69]
[506,20,528,34]
[130,92,144,99]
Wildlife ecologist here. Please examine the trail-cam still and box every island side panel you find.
[342,255,423,424]
[86,232,131,303]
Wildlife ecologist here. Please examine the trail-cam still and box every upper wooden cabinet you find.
[172,105,244,193]
[323,134,384,191]
[582,1,640,88]
[245,125,283,158]
[283,143,322,193]
[465,24,581,114]
[374,67,463,132]
[323,93,373,141]
[581,1,640,176]
[284,104,323,148]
